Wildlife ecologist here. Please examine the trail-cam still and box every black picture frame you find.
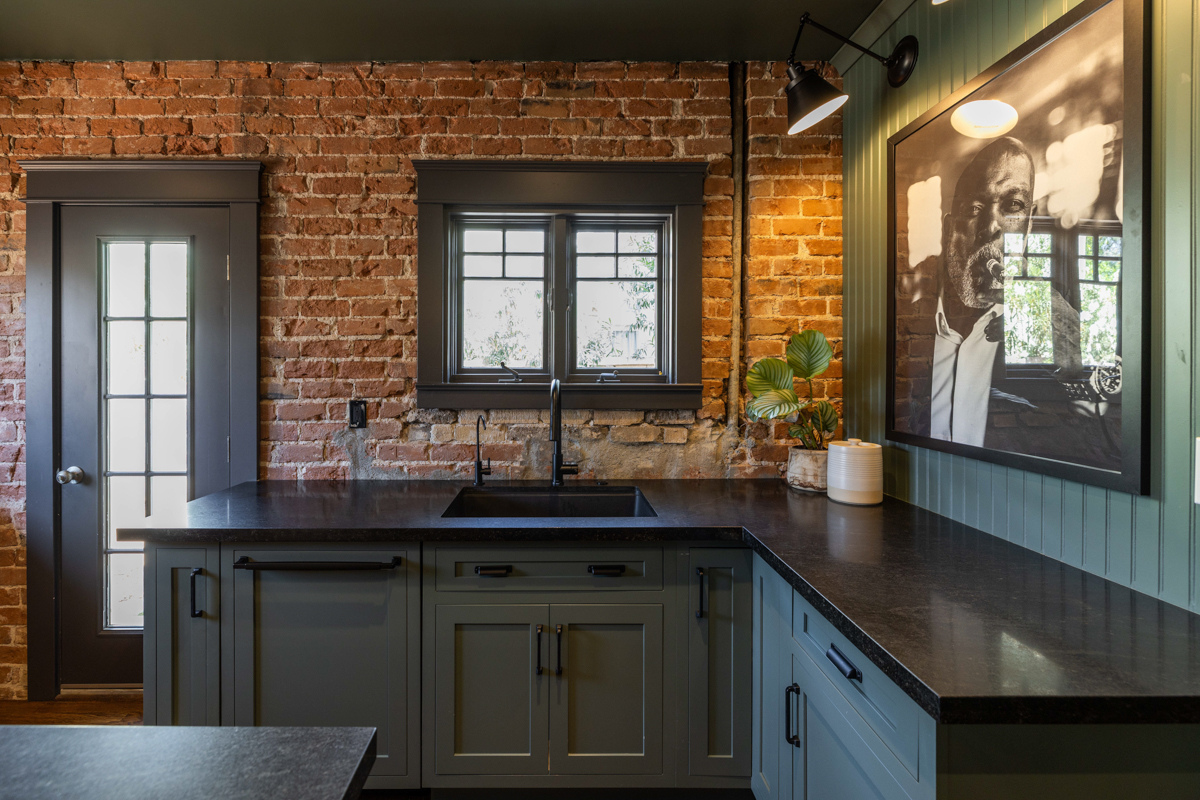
[885,0,1149,494]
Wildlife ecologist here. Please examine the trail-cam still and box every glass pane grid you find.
[460,224,549,370]
[102,239,190,630]
[573,227,661,370]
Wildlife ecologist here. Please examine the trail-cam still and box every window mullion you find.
[552,216,569,382]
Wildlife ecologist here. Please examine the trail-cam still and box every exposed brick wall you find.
[0,58,841,698]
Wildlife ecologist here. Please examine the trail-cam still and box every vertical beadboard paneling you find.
[842,0,1200,612]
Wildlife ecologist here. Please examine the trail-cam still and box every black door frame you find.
[22,160,261,699]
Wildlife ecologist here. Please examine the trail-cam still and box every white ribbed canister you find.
[826,439,883,506]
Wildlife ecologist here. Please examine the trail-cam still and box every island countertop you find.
[123,479,1200,725]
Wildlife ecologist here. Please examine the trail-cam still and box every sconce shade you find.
[785,65,849,135]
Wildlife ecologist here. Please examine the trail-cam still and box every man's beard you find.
[947,239,1005,309]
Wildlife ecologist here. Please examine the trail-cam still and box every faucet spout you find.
[549,379,578,486]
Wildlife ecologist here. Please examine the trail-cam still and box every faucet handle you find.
[561,463,579,476]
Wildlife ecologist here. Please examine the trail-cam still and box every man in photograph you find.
[926,136,1034,446]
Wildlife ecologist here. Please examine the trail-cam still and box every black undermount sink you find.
[441,485,658,518]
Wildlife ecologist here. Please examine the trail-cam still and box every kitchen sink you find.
[441,485,658,518]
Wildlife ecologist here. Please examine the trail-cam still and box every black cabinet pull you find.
[587,564,626,577]
[474,564,513,577]
[555,624,564,676]
[826,644,863,682]
[189,568,202,618]
[785,683,801,747]
[535,624,544,676]
[695,567,706,619]
[233,556,401,571]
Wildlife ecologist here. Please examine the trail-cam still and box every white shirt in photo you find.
[929,296,1004,447]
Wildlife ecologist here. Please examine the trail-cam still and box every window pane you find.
[1078,258,1093,280]
[1080,284,1119,366]
[506,255,544,277]
[505,229,544,253]
[107,552,144,628]
[1002,257,1023,278]
[618,256,657,278]
[463,255,502,277]
[1003,233,1025,255]
[1099,236,1122,257]
[1004,280,1053,364]
[150,321,187,395]
[106,242,145,317]
[149,242,188,317]
[619,231,657,253]
[576,281,657,368]
[1080,235,1094,256]
[150,475,189,526]
[108,399,146,472]
[107,475,146,550]
[464,229,503,252]
[1026,233,1052,254]
[1026,257,1050,278]
[462,280,544,368]
[576,230,615,253]
[107,321,145,395]
[1098,260,1121,282]
[150,399,188,472]
[577,257,615,278]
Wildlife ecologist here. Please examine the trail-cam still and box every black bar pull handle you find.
[785,683,801,747]
[555,624,564,676]
[695,567,706,619]
[826,644,863,682]
[475,564,513,577]
[233,556,401,571]
[587,564,626,577]
[535,624,544,675]
[189,568,203,618]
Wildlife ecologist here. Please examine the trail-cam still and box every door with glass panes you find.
[58,206,231,686]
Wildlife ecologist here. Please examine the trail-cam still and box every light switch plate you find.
[349,400,368,429]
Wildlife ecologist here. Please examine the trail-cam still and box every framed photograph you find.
[886,0,1149,494]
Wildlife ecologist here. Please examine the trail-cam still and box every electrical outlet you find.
[349,400,368,429]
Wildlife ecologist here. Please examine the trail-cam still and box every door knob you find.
[55,466,84,485]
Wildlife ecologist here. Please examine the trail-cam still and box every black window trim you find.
[415,160,706,409]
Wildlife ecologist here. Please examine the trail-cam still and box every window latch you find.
[499,362,523,383]
[596,370,620,384]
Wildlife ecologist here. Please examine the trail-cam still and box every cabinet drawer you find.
[792,591,924,781]
[433,546,663,592]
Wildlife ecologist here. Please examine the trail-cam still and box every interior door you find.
[58,206,230,686]
[548,604,664,775]
[433,604,550,775]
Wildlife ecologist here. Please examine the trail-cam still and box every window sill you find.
[416,382,703,410]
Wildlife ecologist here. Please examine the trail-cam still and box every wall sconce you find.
[784,13,920,134]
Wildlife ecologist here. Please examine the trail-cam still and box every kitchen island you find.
[125,479,1200,797]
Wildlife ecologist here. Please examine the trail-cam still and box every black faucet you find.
[549,379,578,487]
[473,415,491,487]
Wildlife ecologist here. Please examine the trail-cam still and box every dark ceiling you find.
[2,0,882,64]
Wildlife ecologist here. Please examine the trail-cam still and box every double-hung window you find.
[415,162,704,409]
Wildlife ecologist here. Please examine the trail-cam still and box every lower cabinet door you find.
[688,548,752,777]
[789,650,909,800]
[145,545,219,726]
[752,555,794,800]
[432,604,551,776]
[227,547,418,786]
[548,604,664,775]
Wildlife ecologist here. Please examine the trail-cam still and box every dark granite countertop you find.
[0,725,375,800]
[124,479,1200,725]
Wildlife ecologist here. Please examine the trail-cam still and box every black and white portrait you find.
[888,0,1146,491]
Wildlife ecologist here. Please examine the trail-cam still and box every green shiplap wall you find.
[843,0,1199,611]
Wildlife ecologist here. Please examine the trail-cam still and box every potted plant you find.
[746,329,839,492]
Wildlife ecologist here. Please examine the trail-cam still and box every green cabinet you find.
[686,547,752,780]
[432,603,549,776]
[223,545,421,790]
[550,603,664,775]
[143,543,220,726]
[751,553,792,800]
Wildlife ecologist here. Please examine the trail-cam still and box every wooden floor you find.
[0,692,143,725]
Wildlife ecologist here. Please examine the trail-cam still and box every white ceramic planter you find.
[785,447,828,493]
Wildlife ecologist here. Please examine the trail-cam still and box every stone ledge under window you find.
[415,382,703,410]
